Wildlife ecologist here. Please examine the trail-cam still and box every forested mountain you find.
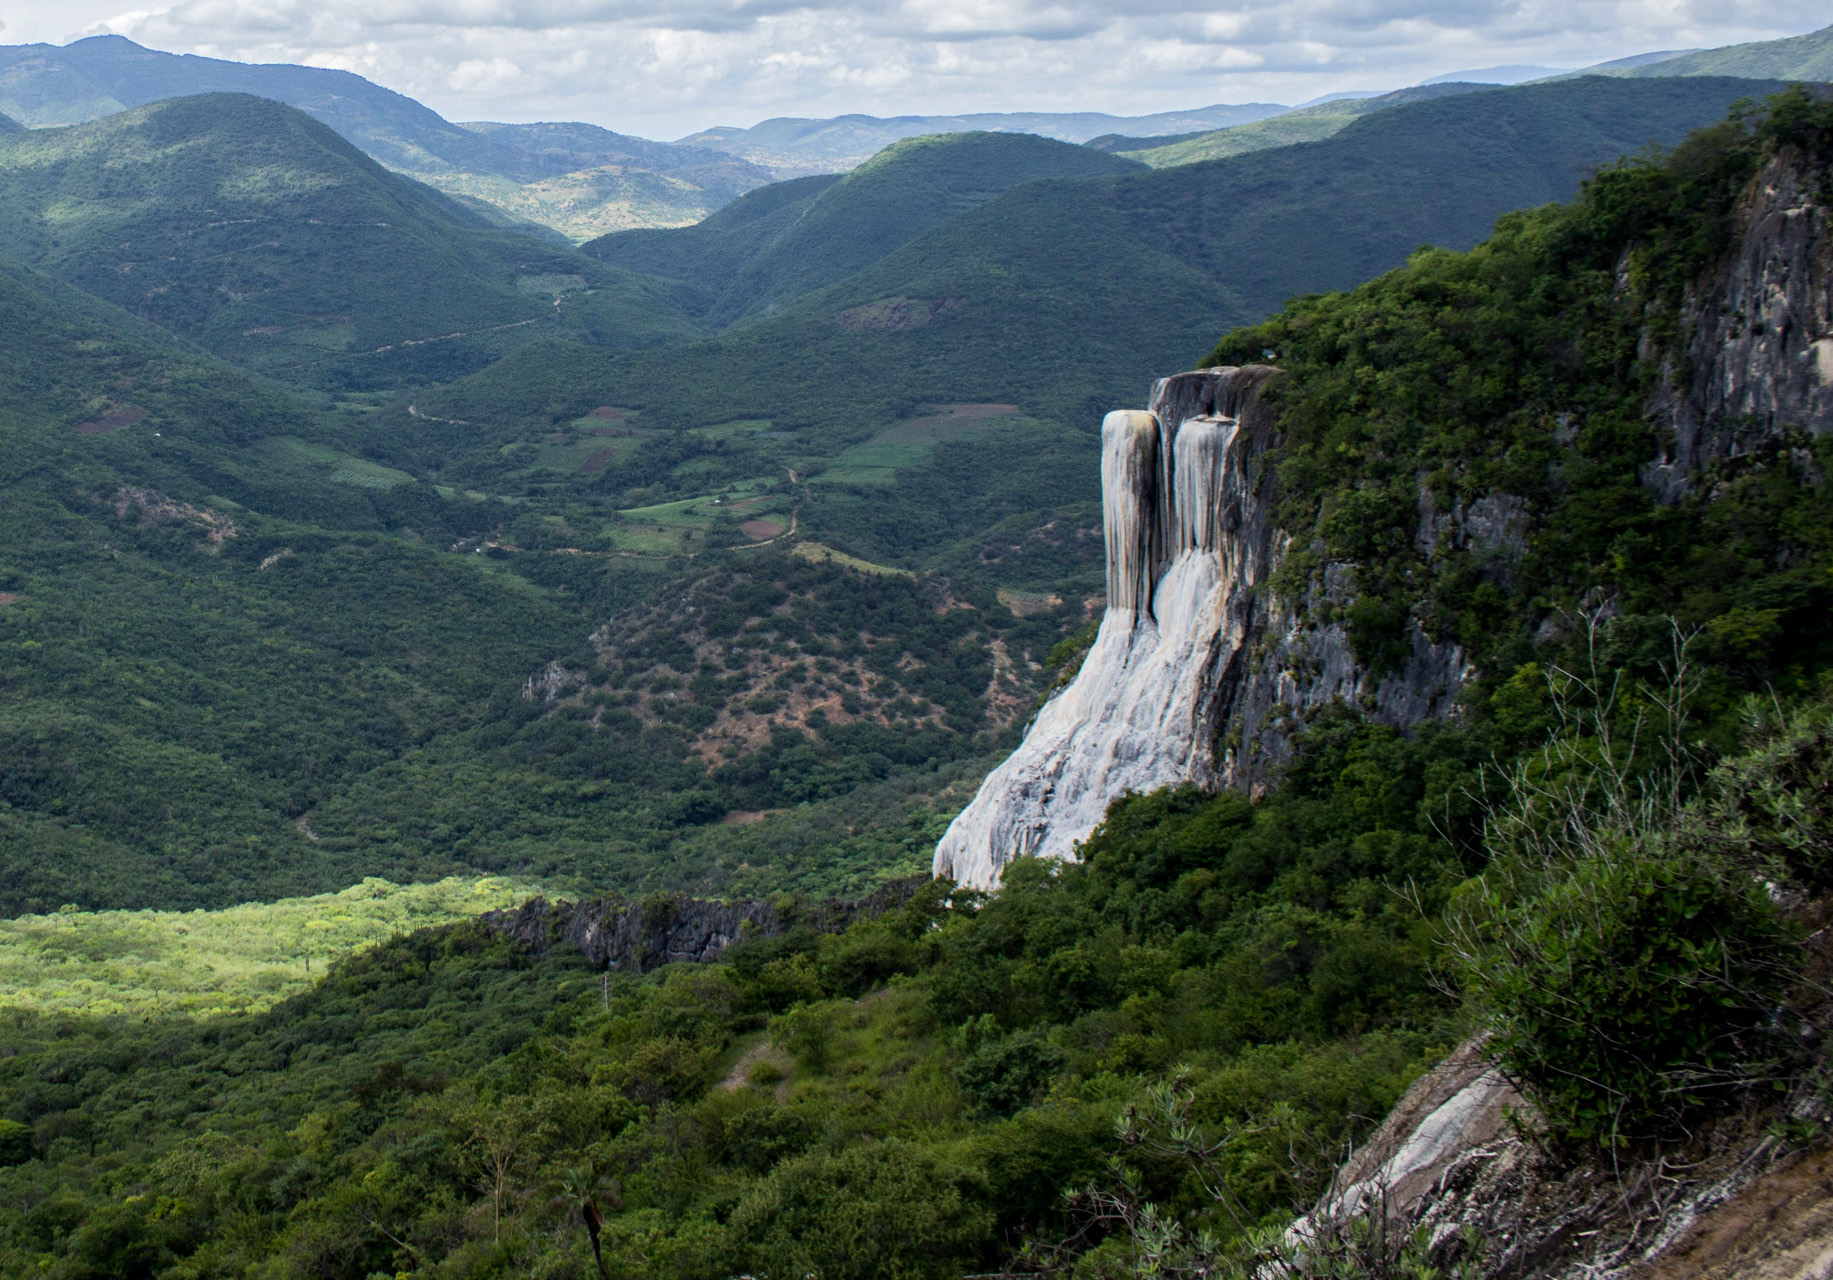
[584,132,1142,322]
[429,76,1784,449]
[1606,20,1833,81]
[2,86,1830,1280]
[1108,79,1498,166]
[0,93,698,388]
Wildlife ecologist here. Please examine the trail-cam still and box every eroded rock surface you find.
[1645,151,1833,500]
[480,876,924,972]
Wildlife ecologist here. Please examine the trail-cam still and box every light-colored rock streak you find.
[934,386,1256,889]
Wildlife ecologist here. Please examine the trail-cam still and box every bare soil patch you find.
[1634,1145,1833,1280]
[721,809,790,826]
[580,447,616,475]
[835,295,959,331]
[588,406,633,421]
[71,405,145,435]
[0,593,17,606]
[739,518,787,539]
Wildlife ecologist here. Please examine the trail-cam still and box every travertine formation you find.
[933,367,1283,889]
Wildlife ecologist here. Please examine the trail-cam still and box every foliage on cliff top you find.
[1209,86,1833,724]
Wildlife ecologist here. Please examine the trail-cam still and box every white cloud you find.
[6,0,1822,138]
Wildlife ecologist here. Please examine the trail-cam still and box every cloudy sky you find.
[2,1,1825,138]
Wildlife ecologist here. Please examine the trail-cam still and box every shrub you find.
[0,1118,33,1165]
[954,1026,1067,1117]
[726,1140,993,1280]
[1449,840,1793,1144]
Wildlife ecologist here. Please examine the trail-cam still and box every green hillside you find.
[1619,21,1833,81]
[0,93,699,388]
[425,75,1782,565]
[586,132,1141,322]
[1121,81,1497,167]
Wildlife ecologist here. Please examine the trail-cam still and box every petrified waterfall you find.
[934,367,1279,890]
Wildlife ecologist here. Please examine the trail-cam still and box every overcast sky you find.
[1,1,1825,139]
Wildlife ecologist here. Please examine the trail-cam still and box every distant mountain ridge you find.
[439,76,1787,467]
[0,35,775,238]
[674,104,1288,173]
[1114,80,1505,166]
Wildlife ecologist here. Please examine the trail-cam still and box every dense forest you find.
[3,86,1832,1280]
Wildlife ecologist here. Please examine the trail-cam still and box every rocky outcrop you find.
[480,876,925,972]
[1299,1036,1833,1280]
[1644,150,1833,501]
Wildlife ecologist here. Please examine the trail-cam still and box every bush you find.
[1450,840,1794,1145]
[954,1026,1067,1117]
[726,1140,993,1280]
[0,1118,33,1165]
[1710,697,1833,889]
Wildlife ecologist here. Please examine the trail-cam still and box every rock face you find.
[933,366,1470,889]
[1301,1035,1833,1280]
[1645,151,1833,500]
[479,877,924,971]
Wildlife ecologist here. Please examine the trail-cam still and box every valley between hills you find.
[1,21,1832,1280]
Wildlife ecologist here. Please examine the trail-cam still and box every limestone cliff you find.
[1645,151,1833,500]
[933,367,1281,888]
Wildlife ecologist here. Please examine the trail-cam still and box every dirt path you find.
[367,314,546,355]
[1635,1145,1833,1280]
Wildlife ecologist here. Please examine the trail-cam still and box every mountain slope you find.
[585,132,1142,322]
[432,76,1787,489]
[1618,22,1833,81]
[1119,81,1500,167]
[0,93,699,387]
[0,254,585,912]
[0,36,774,236]
[420,121,782,240]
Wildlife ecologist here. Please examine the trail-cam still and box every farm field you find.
[815,404,1036,484]
[255,436,422,490]
[0,876,534,1019]
[611,478,792,554]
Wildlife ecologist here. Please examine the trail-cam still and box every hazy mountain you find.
[674,103,1288,173]
[1420,64,1571,85]
[0,36,773,237]
[1113,81,1503,167]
